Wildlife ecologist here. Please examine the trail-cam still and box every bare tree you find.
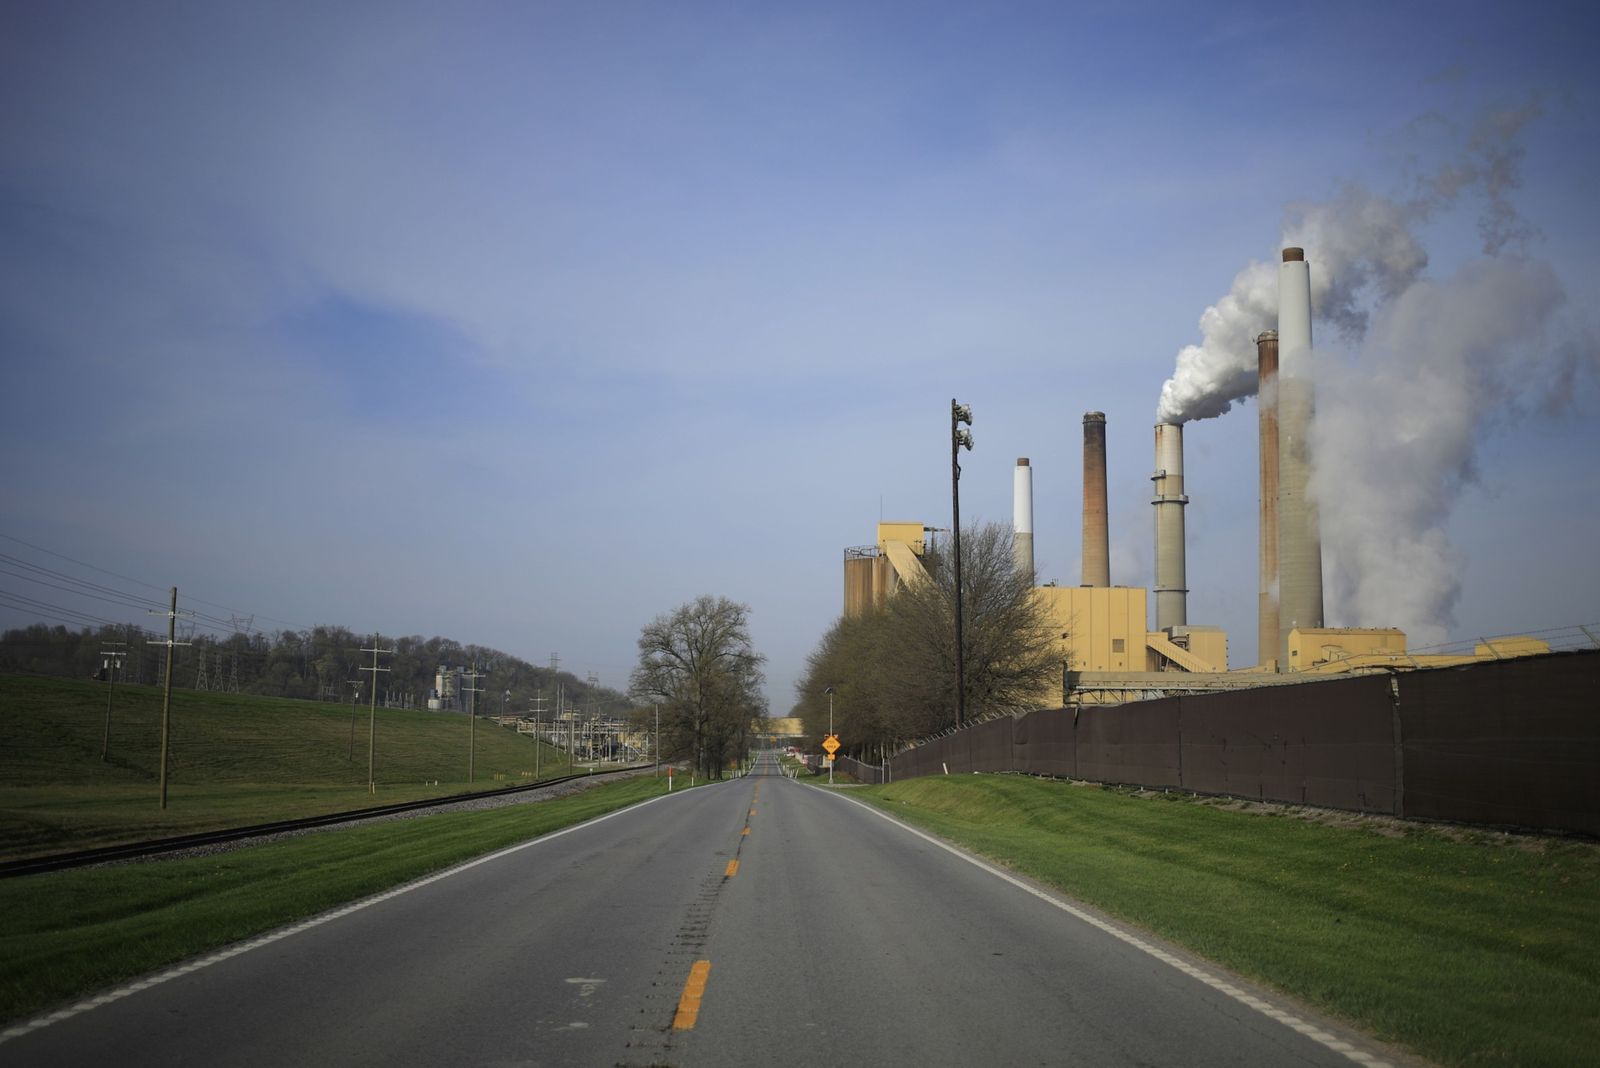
[796,523,1060,757]
[630,596,767,779]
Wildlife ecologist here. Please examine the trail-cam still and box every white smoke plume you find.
[1312,259,1585,642]
[1156,99,1599,641]
[1154,189,1429,425]
[1155,101,1544,426]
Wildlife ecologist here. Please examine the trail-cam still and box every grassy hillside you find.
[852,774,1599,1068]
[0,673,583,859]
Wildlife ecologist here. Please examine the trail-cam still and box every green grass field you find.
[0,673,586,859]
[0,774,686,1025]
[850,775,1599,1068]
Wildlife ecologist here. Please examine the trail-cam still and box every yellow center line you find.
[672,959,713,1030]
[725,859,739,876]
[741,825,750,836]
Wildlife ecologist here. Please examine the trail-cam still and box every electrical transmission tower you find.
[195,641,209,691]
[227,614,253,693]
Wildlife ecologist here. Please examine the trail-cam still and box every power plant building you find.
[837,244,1548,708]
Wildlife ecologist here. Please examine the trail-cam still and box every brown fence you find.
[870,650,1598,836]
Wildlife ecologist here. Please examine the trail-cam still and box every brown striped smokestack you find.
[1256,330,1280,670]
[1081,412,1110,587]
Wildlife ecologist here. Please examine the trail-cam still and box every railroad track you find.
[0,764,650,880]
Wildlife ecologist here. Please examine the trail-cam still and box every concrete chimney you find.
[1081,412,1110,587]
[1151,422,1188,631]
[1276,248,1324,668]
[1257,330,1280,670]
[1013,457,1034,580]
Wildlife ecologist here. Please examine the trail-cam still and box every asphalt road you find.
[5,753,1401,1066]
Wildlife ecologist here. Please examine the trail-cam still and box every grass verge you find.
[0,774,690,1025]
[853,775,1598,1068]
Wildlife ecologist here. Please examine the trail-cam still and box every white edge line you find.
[1,786,698,1045]
[827,789,1394,1068]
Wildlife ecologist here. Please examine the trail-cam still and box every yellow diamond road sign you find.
[822,735,840,755]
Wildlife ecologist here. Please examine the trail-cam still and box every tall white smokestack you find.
[1013,457,1034,580]
[1257,330,1280,670]
[1081,413,1110,587]
[1151,422,1187,631]
[1277,248,1324,668]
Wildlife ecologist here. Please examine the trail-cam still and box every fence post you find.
[1389,674,1405,819]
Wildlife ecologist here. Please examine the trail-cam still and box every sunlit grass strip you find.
[856,775,1599,1068]
[0,776,686,1025]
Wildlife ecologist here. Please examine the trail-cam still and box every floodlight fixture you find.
[955,428,974,451]
[953,401,973,425]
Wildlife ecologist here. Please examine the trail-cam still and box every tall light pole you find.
[825,685,834,785]
[951,399,974,729]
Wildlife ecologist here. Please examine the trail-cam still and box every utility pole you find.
[586,672,599,774]
[361,636,393,793]
[465,661,484,783]
[550,654,565,774]
[99,641,126,760]
[654,702,660,778]
[147,588,192,809]
[347,679,362,761]
[529,693,547,778]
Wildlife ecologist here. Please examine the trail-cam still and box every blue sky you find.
[3,1,1598,708]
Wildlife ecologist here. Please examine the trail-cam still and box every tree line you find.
[0,622,625,718]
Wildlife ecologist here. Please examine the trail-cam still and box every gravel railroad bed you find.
[98,767,666,869]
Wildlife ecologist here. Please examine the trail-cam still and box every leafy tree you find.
[796,522,1060,758]
[629,595,767,779]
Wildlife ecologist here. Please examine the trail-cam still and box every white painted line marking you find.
[832,791,1394,1068]
[1,789,692,1046]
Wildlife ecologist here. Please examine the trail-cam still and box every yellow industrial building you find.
[843,522,1548,707]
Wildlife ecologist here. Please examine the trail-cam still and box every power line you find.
[0,531,310,639]
[0,591,135,632]
[0,560,167,614]
[0,533,173,596]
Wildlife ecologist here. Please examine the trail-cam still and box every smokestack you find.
[1277,248,1324,668]
[1013,458,1034,580]
[1081,412,1110,587]
[1151,422,1187,631]
[1257,330,1280,670]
